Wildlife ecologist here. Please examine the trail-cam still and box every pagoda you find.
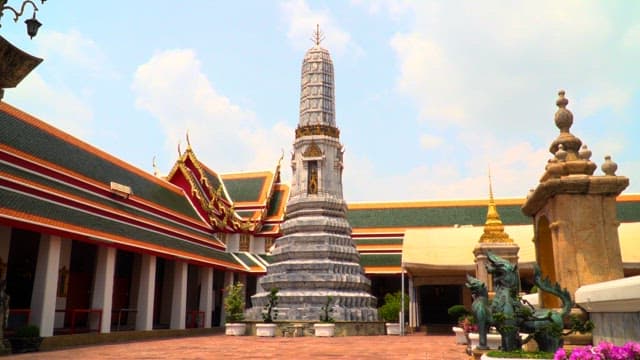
[249,26,378,321]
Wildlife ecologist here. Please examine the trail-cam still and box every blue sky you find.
[3,1,639,202]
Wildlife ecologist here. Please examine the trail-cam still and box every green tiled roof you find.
[354,237,403,246]
[256,254,274,264]
[236,210,259,218]
[266,188,285,217]
[223,176,267,203]
[233,252,264,269]
[0,162,212,239]
[200,167,228,201]
[359,254,402,267]
[0,110,200,220]
[0,188,237,265]
[347,205,531,228]
[617,201,640,223]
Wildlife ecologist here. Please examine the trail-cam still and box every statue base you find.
[472,347,489,360]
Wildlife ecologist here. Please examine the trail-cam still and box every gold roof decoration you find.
[303,141,323,157]
[479,169,514,244]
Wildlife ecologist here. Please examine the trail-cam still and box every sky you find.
[3,0,639,202]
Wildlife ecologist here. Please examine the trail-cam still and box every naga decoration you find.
[466,251,576,353]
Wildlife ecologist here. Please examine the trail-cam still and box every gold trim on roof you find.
[295,124,340,139]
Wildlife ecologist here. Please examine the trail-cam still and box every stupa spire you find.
[249,27,377,322]
[312,24,324,46]
[479,168,512,243]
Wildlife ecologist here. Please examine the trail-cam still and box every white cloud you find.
[7,72,94,139]
[132,49,292,175]
[419,133,443,150]
[35,30,118,79]
[344,139,548,202]
[389,1,636,137]
[280,0,362,57]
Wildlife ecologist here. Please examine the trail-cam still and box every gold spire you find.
[186,130,192,151]
[312,24,324,46]
[479,168,513,243]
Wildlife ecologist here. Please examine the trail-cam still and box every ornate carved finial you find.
[556,90,568,109]
[312,24,324,46]
[186,130,192,150]
[554,89,573,133]
[177,141,182,157]
[602,155,618,176]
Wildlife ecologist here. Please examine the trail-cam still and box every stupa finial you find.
[312,24,324,46]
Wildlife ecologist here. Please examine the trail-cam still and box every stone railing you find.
[575,276,640,345]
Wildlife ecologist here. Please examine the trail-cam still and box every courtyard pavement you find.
[6,332,470,360]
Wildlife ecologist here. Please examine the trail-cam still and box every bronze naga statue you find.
[466,251,574,353]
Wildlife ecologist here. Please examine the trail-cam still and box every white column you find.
[91,246,116,333]
[136,254,156,331]
[408,276,418,329]
[30,235,61,337]
[0,225,10,280]
[199,267,213,328]
[170,261,187,329]
[221,271,234,324]
[55,239,72,328]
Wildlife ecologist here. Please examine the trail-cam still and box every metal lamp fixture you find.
[0,0,46,39]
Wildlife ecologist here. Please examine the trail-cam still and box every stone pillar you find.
[221,271,234,324]
[170,261,187,329]
[199,267,213,328]
[0,226,10,280]
[30,234,61,337]
[136,253,156,331]
[522,91,628,306]
[91,246,116,333]
[408,276,418,329]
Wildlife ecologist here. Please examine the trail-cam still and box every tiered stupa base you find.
[249,196,378,321]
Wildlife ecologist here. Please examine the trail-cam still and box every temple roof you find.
[0,102,243,269]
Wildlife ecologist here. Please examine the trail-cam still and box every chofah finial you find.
[554,90,573,133]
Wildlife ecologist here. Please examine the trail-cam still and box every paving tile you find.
[5,333,470,360]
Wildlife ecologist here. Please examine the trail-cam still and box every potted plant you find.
[256,287,279,337]
[9,324,43,354]
[378,291,408,335]
[223,282,246,336]
[314,296,336,337]
[448,304,470,344]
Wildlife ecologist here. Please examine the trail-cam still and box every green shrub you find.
[320,296,335,323]
[15,325,40,338]
[262,287,279,323]
[378,291,409,322]
[447,304,470,322]
[224,282,245,322]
